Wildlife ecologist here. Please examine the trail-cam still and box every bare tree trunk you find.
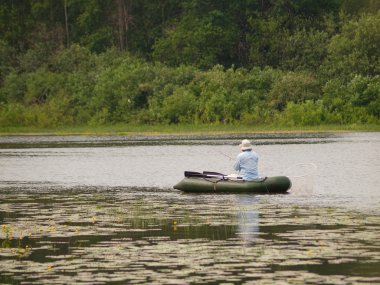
[64,0,69,47]
[116,0,131,51]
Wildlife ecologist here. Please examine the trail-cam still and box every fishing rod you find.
[216,150,234,161]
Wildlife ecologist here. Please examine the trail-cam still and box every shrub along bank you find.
[0,10,379,129]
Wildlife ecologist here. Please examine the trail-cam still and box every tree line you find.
[0,0,379,127]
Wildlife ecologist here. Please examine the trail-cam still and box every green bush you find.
[279,101,324,126]
[0,40,377,128]
[0,71,27,103]
[349,75,380,117]
[17,44,51,73]
[0,103,26,127]
[269,72,321,111]
[162,87,198,123]
[51,44,95,73]
[322,76,380,122]
[199,87,228,123]
[91,56,155,123]
[24,68,64,105]
[240,105,272,125]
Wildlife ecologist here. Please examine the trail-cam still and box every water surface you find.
[0,132,379,284]
[1,132,379,211]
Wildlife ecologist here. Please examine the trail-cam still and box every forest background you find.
[0,0,379,130]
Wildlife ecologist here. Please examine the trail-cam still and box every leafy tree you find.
[279,29,329,71]
[0,0,33,51]
[28,1,67,50]
[152,11,237,69]
[340,0,380,15]
[151,0,262,68]
[0,40,14,84]
[69,0,115,52]
[126,0,181,55]
[247,0,340,69]
[322,12,380,81]
[0,1,379,128]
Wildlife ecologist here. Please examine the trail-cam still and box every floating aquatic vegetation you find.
[0,187,380,284]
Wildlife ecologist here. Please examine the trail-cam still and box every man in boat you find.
[232,139,259,181]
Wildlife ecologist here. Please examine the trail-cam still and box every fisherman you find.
[233,139,259,181]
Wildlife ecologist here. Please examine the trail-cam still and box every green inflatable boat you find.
[173,171,292,193]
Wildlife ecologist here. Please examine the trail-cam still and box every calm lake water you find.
[0,132,379,284]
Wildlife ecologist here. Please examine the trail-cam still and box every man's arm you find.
[233,155,240,172]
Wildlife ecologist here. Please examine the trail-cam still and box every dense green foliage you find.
[0,1,379,128]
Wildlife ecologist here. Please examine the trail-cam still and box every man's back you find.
[233,150,259,181]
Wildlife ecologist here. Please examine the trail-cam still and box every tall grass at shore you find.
[0,123,379,136]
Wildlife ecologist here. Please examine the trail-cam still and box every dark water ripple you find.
[0,132,355,148]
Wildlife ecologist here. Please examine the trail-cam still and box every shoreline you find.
[0,123,379,136]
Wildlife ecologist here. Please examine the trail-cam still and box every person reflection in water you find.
[237,195,260,243]
[232,139,259,181]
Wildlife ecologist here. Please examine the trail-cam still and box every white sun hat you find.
[239,139,252,150]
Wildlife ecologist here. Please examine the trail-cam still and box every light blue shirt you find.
[233,150,259,181]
